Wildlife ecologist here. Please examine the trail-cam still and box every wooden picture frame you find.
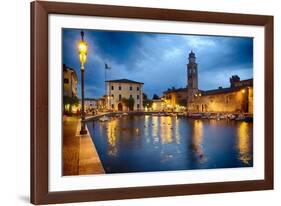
[31,1,274,204]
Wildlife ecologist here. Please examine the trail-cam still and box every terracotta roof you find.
[106,79,144,84]
[164,87,188,94]
[202,85,251,96]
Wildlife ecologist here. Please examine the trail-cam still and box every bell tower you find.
[187,50,198,102]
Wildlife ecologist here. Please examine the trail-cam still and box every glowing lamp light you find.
[78,40,88,66]
[78,41,88,53]
[242,89,245,94]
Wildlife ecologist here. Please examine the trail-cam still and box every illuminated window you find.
[64,78,69,84]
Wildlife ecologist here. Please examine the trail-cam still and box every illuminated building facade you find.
[63,64,78,98]
[186,51,253,114]
[151,99,165,111]
[106,79,144,111]
[163,87,188,111]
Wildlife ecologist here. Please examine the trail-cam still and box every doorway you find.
[118,103,123,111]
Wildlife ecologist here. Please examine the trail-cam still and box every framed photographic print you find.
[31,1,274,204]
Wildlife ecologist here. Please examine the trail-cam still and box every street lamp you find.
[78,31,88,135]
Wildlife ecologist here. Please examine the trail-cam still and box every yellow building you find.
[163,87,188,111]
[187,84,253,114]
[63,64,78,98]
[79,98,98,110]
[185,51,253,114]
[106,79,144,111]
[151,99,165,111]
[63,64,79,113]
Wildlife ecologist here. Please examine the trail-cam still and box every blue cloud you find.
[63,29,253,99]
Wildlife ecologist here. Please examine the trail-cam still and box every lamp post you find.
[78,31,88,135]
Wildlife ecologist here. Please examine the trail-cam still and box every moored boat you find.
[99,115,110,122]
[235,114,245,121]
[188,113,201,119]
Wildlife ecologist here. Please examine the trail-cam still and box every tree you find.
[121,98,128,110]
[127,97,135,111]
[152,94,160,100]
[143,93,152,108]
[143,99,152,108]
[63,95,79,113]
[122,97,135,111]
[143,93,148,100]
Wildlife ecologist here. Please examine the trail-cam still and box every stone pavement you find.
[63,116,104,176]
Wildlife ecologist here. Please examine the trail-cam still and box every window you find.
[64,78,69,84]
[130,86,133,91]
[137,95,140,100]
[111,86,114,90]
[111,94,114,98]
[226,95,231,104]
[119,94,122,101]
[137,104,140,108]
[130,95,133,98]
[137,87,139,91]
[119,86,122,90]
[111,104,114,109]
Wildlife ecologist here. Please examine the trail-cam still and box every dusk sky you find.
[63,28,253,99]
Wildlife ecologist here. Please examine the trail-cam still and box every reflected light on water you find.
[160,116,173,144]
[191,120,205,162]
[89,115,253,173]
[152,117,160,144]
[144,115,150,143]
[175,118,180,144]
[237,122,252,165]
[107,119,118,156]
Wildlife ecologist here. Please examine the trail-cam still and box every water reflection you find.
[87,115,253,174]
[190,120,206,163]
[160,116,173,144]
[152,117,160,144]
[107,119,118,156]
[237,122,253,165]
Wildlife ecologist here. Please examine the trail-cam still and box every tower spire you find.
[187,50,198,101]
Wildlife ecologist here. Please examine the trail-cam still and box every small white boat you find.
[236,114,245,121]
[189,113,201,119]
[116,114,122,118]
[122,113,128,116]
[228,114,236,120]
[99,115,109,122]
[219,114,227,119]
[201,113,210,119]
[177,112,185,117]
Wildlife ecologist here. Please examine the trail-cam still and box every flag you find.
[105,63,111,70]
